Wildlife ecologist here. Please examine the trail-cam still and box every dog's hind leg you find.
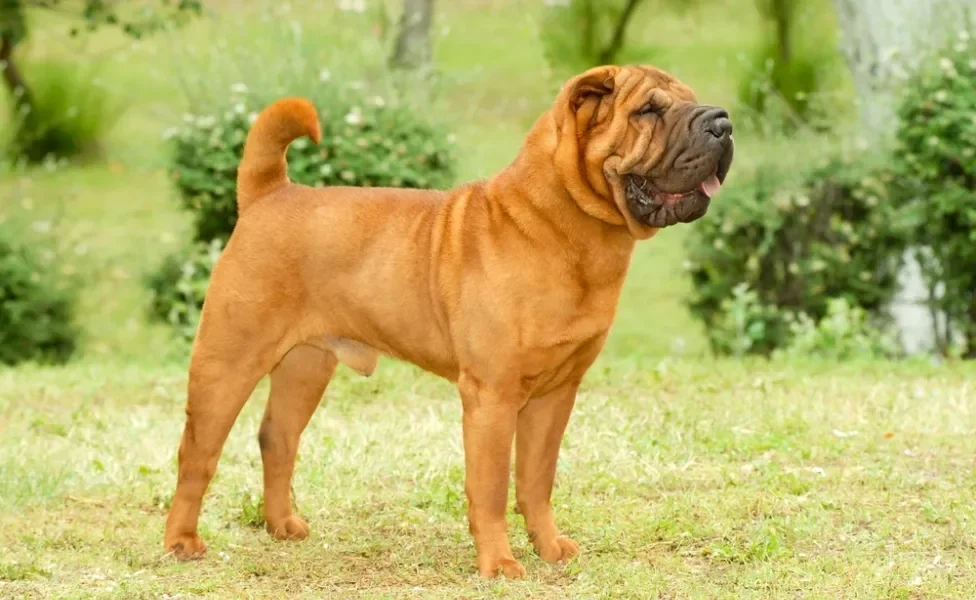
[164,296,286,560]
[258,343,337,541]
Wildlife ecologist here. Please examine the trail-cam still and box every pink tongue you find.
[698,173,721,199]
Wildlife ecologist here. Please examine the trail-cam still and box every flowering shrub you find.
[685,155,910,356]
[146,238,223,343]
[0,222,80,365]
[169,83,457,244]
[890,28,976,357]
[150,79,457,340]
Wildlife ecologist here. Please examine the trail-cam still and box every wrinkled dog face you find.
[565,66,734,231]
[623,103,733,228]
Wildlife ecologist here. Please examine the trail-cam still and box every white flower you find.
[934,90,948,102]
[234,103,246,114]
[369,95,386,108]
[195,115,216,128]
[248,112,259,124]
[230,82,248,94]
[336,0,365,13]
[938,57,957,77]
[319,164,333,176]
[319,69,331,82]
[183,113,195,123]
[162,127,179,140]
[344,109,362,126]
[959,29,971,42]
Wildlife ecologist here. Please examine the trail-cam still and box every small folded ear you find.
[555,65,619,134]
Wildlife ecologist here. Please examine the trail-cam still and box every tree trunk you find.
[0,32,32,108]
[597,0,643,64]
[831,0,971,143]
[389,0,435,70]
[965,296,976,359]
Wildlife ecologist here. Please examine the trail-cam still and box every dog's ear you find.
[556,66,619,134]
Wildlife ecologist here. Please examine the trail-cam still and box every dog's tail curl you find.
[237,97,321,214]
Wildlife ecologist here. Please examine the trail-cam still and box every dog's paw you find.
[266,514,310,541]
[166,533,207,560]
[478,556,527,579]
[536,535,580,564]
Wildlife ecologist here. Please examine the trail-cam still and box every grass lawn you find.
[2,358,975,598]
[5,1,972,598]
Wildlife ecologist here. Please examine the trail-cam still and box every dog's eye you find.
[637,102,663,117]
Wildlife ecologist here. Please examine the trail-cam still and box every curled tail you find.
[236,97,321,214]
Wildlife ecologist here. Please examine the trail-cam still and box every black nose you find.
[704,108,733,139]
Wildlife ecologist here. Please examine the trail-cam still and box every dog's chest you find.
[516,278,621,392]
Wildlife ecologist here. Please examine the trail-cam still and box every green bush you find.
[685,155,909,356]
[890,29,976,357]
[146,238,223,343]
[169,83,457,244]
[0,224,80,366]
[3,61,124,164]
[148,7,457,341]
[777,297,902,360]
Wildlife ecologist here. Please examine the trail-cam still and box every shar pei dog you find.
[163,64,734,578]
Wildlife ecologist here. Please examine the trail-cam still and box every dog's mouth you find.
[624,171,722,228]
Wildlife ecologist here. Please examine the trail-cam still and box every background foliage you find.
[169,84,456,245]
[890,30,976,357]
[0,222,79,366]
[685,155,909,356]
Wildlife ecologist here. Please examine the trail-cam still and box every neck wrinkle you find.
[483,115,634,256]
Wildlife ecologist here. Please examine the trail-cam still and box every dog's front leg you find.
[515,383,581,564]
[458,373,527,579]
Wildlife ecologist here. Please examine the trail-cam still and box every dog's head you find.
[551,65,734,239]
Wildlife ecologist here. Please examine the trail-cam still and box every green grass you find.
[2,358,975,598]
[4,1,958,598]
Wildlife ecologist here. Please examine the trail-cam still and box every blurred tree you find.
[831,0,972,142]
[598,0,642,64]
[389,0,435,70]
[0,0,201,114]
[540,0,649,75]
[737,0,835,128]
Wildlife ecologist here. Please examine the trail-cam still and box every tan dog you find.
[163,64,733,578]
